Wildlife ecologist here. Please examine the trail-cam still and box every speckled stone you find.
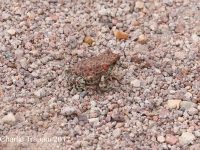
[179,132,195,145]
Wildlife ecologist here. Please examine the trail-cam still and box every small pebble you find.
[61,107,77,116]
[165,134,179,145]
[114,30,129,39]
[167,100,182,109]
[88,118,99,123]
[138,34,147,44]
[194,130,200,137]
[132,20,139,26]
[178,117,185,123]
[130,79,141,88]
[135,1,144,9]
[84,36,93,45]
[157,136,165,143]
[7,29,16,35]
[15,49,24,59]
[34,88,46,98]
[187,108,198,116]
[113,128,121,138]
[183,92,192,101]
[2,113,16,125]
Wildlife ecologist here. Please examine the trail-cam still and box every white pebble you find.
[2,113,16,125]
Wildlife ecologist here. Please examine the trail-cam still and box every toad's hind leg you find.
[99,84,114,91]
[98,75,115,92]
[106,73,122,84]
[70,85,77,95]
[98,72,121,92]
[108,75,120,82]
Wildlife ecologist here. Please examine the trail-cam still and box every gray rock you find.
[96,147,102,150]
[31,50,40,56]
[88,118,99,123]
[57,97,64,102]
[19,58,28,69]
[41,55,51,64]
[101,26,107,33]
[2,12,11,20]
[31,72,39,78]
[113,128,121,138]
[34,88,46,98]
[131,29,142,41]
[58,28,63,34]
[188,108,198,116]
[195,130,200,137]
[129,132,135,138]
[164,68,173,75]
[179,132,195,145]
[193,81,200,90]
[16,98,25,103]
[165,77,173,84]
[79,91,87,98]
[198,105,200,111]
[78,115,87,121]
[61,106,76,116]
[180,101,197,110]
[99,9,107,16]
[192,33,199,44]
[150,23,158,31]
[72,94,80,100]
[80,141,88,147]
[160,143,168,150]
[170,146,178,150]
[55,130,69,136]
[183,92,192,101]
[173,126,181,135]
[90,100,97,108]
[2,112,16,125]
[189,144,200,150]
[68,36,78,49]
[74,141,81,148]
[155,68,161,74]
[15,49,24,59]
[0,125,4,131]
[188,51,196,60]
[34,79,48,87]
[116,23,123,28]
[27,98,35,104]
[45,17,52,23]
[161,29,171,34]
[136,120,142,127]
[130,79,141,88]
[16,79,25,88]
[120,3,127,9]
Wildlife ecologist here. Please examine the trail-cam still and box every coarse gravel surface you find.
[0,0,200,150]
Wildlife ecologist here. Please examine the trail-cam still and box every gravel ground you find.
[0,0,200,150]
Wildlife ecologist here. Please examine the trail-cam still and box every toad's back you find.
[68,50,120,83]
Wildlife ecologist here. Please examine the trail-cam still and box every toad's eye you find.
[102,63,108,69]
